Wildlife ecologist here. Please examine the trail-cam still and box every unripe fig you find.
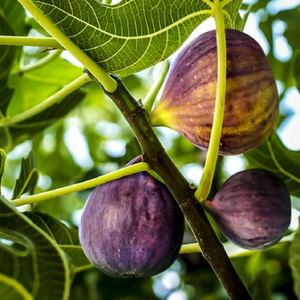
[150,29,278,155]
[79,171,184,278]
[203,169,291,249]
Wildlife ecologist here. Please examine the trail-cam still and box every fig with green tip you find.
[79,170,184,278]
[203,169,291,250]
[150,29,278,155]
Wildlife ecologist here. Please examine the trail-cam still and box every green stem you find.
[144,60,170,114]
[17,0,117,93]
[103,0,113,4]
[12,162,150,206]
[0,73,92,127]
[194,0,227,201]
[0,35,63,48]
[101,76,253,300]
[16,49,63,74]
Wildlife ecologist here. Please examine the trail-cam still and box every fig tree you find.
[203,169,291,249]
[79,171,184,278]
[150,29,278,155]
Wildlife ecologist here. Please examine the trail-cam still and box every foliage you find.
[0,0,300,300]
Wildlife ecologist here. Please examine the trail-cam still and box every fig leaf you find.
[25,212,91,272]
[12,152,38,200]
[244,131,300,197]
[31,0,242,76]
[0,194,71,300]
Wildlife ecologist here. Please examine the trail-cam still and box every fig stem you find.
[11,163,150,206]
[144,60,170,114]
[194,0,227,202]
[102,75,253,300]
[0,73,92,128]
[0,35,63,48]
[14,49,63,75]
[17,0,117,93]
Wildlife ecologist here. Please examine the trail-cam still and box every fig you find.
[150,29,278,155]
[79,171,184,278]
[203,169,291,249]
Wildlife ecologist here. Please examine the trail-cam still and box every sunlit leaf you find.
[25,212,92,272]
[32,0,242,76]
[244,131,300,197]
[12,152,38,199]
[0,195,71,300]
[8,56,83,117]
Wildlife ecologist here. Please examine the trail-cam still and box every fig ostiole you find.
[150,29,278,155]
[79,170,184,278]
[203,169,291,250]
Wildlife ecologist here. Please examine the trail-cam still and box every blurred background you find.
[2,0,300,299]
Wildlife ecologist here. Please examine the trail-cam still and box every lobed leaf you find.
[12,152,38,199]
[0,195,71,300]
[31,0,242,77]
[25,212,92,272]
[244,131,300,197]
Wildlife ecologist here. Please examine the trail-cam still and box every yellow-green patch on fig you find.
[150,29,278,155]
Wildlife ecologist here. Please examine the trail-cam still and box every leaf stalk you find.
[17,0,117,92]
[11,162,150,206]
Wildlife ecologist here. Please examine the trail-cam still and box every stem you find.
[103,0,113,4]
[16,49,63,74]
[194,0,227,201]
[12,162,150,206]
[17,0,117,93]
[101,76,253,300]
[144,60,170,114]
[0,36,63,48]
[0,73,92,127]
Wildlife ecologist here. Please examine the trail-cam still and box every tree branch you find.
[100,75,253,300]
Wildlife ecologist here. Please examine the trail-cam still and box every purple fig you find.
[79,171,184,278]
[203,169,291,249]
[150,29,278,155]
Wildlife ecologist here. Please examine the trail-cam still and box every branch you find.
[100,75,253,300]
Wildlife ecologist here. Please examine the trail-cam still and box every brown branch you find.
[97,74,253,300]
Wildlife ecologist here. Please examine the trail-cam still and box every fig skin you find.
[150,29,278,155]
[79,171,184,278]
[203,169,291,250]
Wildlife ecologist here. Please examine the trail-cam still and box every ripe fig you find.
[150,29,278,155]
[79,171,184,278]
[203,169,291,249]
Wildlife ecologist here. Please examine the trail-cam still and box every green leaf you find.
[1,0,28,35]
[244,131,300,197]
[32,0,242,76]
[0,149,7,195]
[0,10,16,117]
[25,212,92,272]
[0,195,71,300]
[290,218,300,298]
[8,56,83,117]
[12,152,38,199]
[0,273,34,300]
